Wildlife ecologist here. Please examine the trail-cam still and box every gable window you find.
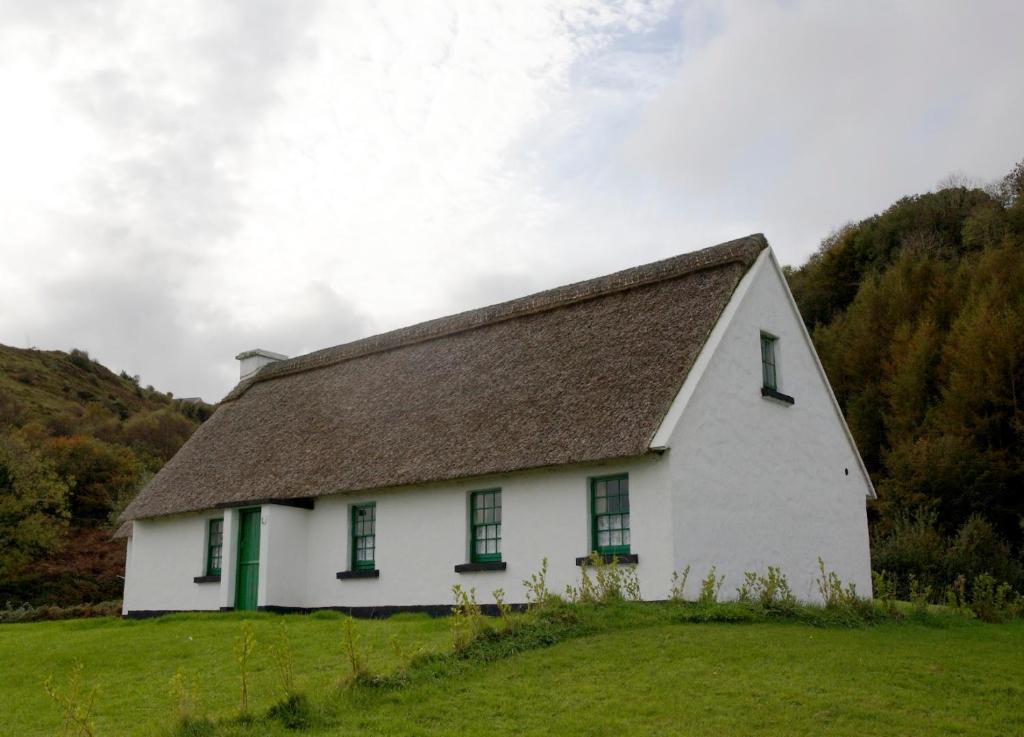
[206,518,224,576]
[761,332,778,391]
[470,489,501,563]
[591,474,629,556]
[351,503,376,571]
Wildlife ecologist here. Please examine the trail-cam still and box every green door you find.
[234,508,261,611]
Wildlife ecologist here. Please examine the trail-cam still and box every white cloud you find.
[1,0,1021,402]
[625,0,1024,262]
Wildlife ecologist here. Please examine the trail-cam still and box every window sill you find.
[761,387,795,405]
[454,561,507,573]
[576,553,639,566]
[336,569,379,580]
[193,575,221,584]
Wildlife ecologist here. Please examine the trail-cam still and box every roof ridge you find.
[222,234,767,402]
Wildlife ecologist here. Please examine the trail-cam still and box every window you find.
[470,489,501,562]
[591,475,629,556]
[206,518,224,576]
[761,332,778,390]
[351,503,376,571]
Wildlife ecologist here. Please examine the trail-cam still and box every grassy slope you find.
[0,344,161,420]
[1,611,1021,737]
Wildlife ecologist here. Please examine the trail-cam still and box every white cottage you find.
[118,235,874,616]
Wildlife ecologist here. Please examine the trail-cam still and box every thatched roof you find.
[122,235,767,521]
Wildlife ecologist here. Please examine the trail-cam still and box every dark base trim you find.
[193,575,221,584]
[575,553,639,566]
[336,569,380,580]
[454,561,507,573]
[258,603,529,618]
[125,602,531,620]
[761,387,795,405]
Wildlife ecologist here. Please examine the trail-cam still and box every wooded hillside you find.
[0,345,213,605]
[788,160,1024,592]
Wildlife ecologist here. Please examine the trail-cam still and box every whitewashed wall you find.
[122,455,673,614]
[662,250,873,602]
[122,512,225,613]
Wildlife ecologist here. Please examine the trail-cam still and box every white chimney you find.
[235,348,288,381]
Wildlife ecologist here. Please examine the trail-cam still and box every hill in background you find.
[0,345,213,606]
[787,159,1024,592]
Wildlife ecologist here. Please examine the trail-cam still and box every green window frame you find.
[470,489,501,563]
[761,332,778,391]
[591,474,629,556]
[206,518,224,576]
[351,503,376,571]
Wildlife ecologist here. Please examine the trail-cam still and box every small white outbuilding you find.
[118,235,873,616]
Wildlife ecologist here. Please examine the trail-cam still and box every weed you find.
[451,585,486,654]
[908,575,932,617]
[493,588,513,623]
[169,667,211,735]
[871,570,900,616]
[235,621,256,717]
[669,565,691,601]
[566,553,640,604]
[698,566,725,605]
[342,617,369,683]
[43,662,97,737]
[816,558,866,613]
[944,574,968,611]
[736,567,796,609]
[522,558,551,609]
[269,621,298,699]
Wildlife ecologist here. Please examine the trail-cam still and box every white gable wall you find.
[662,249,872,601]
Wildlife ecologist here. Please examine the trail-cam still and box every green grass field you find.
[2,607,1022,737]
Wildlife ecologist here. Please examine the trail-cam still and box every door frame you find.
[234,507,262,611]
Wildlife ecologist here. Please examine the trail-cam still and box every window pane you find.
[610,530,622,546]
[598,531,610,546]
[470,490,502,562]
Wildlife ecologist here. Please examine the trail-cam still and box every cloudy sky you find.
[2,0,1021,401]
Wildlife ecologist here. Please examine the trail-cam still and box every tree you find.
[0,432,70,580]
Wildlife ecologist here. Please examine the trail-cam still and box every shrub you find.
[871,570,900,616]
[736,566,796,609]
[522,557,551,609]
[451,585,486,654]
[698,566,725,605]
[969,574,1021,623]
[949,515,1019,584]
[669,565,691,602]
[565,554,641,604]
[908,575,932,617]
[816,559,867,613]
